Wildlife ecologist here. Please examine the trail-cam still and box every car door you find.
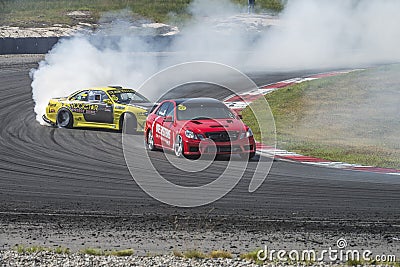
[160,101,175,149]
[67,90,91,122]
[83,90,113,124]
[153,102,172,148]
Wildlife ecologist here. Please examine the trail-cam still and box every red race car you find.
[144,98,256,159]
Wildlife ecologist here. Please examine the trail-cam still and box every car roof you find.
[76,86,136,92]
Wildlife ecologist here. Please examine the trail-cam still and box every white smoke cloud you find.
[251,0,400,69]
[30,24,158,123]
[31,0,400,123]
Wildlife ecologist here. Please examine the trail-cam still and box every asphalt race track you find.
[0,55,399,237]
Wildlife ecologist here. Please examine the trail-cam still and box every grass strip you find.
[242,65,400,169]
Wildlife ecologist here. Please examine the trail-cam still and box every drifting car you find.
[144,98,256,159]
[42,86,153,132]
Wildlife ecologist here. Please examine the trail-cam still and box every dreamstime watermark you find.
[122,61,276,207]
[256,238,397,264]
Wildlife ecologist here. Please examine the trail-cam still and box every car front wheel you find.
[147,130,156,151]
[174,135,184,157]
[56,109,73,128]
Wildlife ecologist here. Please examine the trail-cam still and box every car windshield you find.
[108,90,150,104]
[176,103,236,121]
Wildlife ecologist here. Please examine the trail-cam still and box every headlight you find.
[241,128,253,138]
[185,130,205,140]
[246,128,253,137]
[185,130,196,139]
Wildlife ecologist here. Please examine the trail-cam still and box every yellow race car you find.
[42,86,154,132]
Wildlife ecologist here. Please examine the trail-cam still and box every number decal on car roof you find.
[177,105,186,111]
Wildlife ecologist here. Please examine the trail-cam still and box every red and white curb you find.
[224,70,400,175]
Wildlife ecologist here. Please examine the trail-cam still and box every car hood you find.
[183,118,247,133]
[51,97,68,101]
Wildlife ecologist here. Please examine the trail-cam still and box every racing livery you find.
[43,86,153,131]
[145,98,256,159]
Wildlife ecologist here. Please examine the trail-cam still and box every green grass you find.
[242,65,400,169]
[14,245,70,254]
[79,247,134,256]
[0,0,284,27]
[173,250,184,257]
[209,250,232,259]
[240,249,264,265]
[14,245,133,256]
[173,249,232,259]
[0,0,191,26]
[232,0,284,13]
[54,246,71,254]
[107,248,134,257]
[183,249,207,259]
[80,247,104,256]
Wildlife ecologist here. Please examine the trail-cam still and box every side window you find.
[71,90,89,101]
[89,90,109,102]
[156,102,170,117]
[166,102,175,120]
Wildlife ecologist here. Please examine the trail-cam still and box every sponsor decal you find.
[68,103,98,114]
[107,89,135,95]
[155,123,171,145]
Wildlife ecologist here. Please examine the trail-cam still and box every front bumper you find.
[183,138,256,156]
[42,114,56,126]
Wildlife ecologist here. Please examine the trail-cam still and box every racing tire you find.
[240,152,256,161]
[120,113,137,134]
[174,135,184,158]
[56,108,73,128]
[146,130,156,151]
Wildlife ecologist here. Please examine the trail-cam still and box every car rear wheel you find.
[147,130,156,151]
[120,113,137,134]
[56,109,73,128]
[174,135,184,157]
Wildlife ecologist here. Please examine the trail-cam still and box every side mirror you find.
[103,99,113,105]
[164,115,173,122]
[237,114,243,120]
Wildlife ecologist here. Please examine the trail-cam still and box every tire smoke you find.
[31,0,400,124]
